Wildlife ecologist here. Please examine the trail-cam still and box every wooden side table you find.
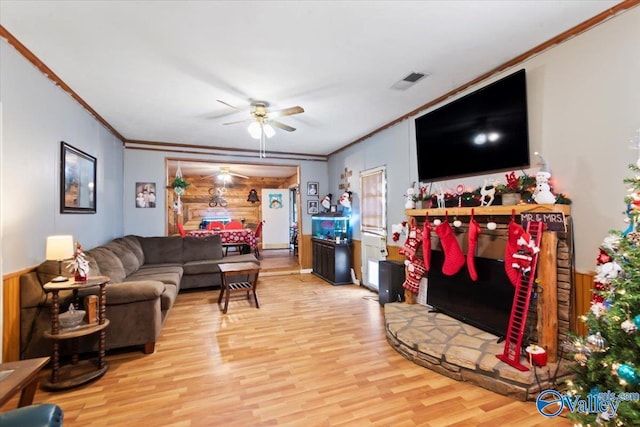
[0,357,49,408]
[41,275,110,390]
[218,262,261,314]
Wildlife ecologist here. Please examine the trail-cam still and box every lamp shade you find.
[46,235,74,261]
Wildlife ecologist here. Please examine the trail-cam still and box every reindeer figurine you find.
[480,179,498,206]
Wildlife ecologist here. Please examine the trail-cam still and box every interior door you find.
[261,189,290,249]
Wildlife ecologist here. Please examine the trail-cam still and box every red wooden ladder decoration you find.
[496,220,544,371]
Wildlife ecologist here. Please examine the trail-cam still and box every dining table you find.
[187,228,257,248]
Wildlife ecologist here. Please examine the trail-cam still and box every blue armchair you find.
[0,404,63,427]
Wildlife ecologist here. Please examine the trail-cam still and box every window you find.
[360,166,386,235]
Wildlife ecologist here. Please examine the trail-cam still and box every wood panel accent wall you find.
[170,175,293,233]
[573,271,594,337]
[3,267,35,362]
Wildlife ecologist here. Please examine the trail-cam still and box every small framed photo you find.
[330,205,337,213]
[135,182,157,208]
[307,181,319,197]
[307,200,319,214]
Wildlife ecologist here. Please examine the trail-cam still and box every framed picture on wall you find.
[307,181,319,197]
[60,141,97,214]
[307,200,319,214]
[135,182,157,208]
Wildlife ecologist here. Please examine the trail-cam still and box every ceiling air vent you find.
[391,71,429,90]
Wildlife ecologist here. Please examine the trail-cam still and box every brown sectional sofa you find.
[20,234,259,359]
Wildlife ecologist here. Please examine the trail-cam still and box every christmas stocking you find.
[402,259,426,294]
[505,220,525,287]
[399,224,422,262]
[467,218,481,281]
[435,221,465,276]
[422,220,431,271]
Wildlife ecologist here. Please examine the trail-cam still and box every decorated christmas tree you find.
[567,163,640,426]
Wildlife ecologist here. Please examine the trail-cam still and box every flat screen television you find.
[415,69,530,182]
[426,250,515,338]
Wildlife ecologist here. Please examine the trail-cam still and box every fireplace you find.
[385,205,574,400]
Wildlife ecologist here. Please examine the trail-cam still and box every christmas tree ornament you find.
[621,318,637,334]
[586,332,609,352]
[452,218,462,228]
[634,314,640,329]
[433,218,441,226]
[616,364,640,385]
[486,219,497,230]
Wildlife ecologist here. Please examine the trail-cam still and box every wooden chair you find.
[253,221,263,257]
[206,221,224,231]
[177,222,186,237]
[225,220,243,229]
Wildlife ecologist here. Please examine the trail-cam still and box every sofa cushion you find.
[104,240,140,276]
[116,236,145,265]
[85,247,127,283]
[182,235,224,262]
[36,260,74,285]
[139,236,184,264]
[182,259,223,275]
[125,268,182,288]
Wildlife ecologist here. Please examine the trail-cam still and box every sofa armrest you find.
[0,404,63,427]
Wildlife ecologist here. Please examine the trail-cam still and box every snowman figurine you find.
[532,152,557,204]
[405,187,416,209]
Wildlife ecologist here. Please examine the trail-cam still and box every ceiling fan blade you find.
[217,99,245,111]
[268,106,304,118]
[270,120,296,132]
[230,172,249,179]
[222,118,253,125]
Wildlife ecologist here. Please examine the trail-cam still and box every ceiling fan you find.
[218,100,304,158]
[197,166,249,184]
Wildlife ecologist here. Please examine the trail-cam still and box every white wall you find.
[329,8,640,272]
[0,39,124,273]
[123,148,327,236]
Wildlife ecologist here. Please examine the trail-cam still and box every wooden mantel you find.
[405,203,571,218]
[404,203,572,363]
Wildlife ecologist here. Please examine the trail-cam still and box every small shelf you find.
[405,203,571,217]
[41,359,109,390]
[43,319,109,340]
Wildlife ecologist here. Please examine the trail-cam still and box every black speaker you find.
[378,260,406,306]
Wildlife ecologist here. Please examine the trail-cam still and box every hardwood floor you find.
[2,273,571,426]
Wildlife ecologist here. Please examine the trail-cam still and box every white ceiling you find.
[0,1,621,157]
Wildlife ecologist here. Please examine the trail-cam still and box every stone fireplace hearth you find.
[384,302,573,401]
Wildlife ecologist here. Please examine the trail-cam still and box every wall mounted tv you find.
[415,69,530,182]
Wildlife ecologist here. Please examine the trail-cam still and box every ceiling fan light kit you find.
[219,99,304,158]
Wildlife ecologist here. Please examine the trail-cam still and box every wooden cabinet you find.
[312,238,352,285]
[41,276,110,390]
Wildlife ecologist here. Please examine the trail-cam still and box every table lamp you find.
[46,235,74,283]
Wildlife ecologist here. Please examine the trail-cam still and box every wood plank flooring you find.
[1,273,571,426]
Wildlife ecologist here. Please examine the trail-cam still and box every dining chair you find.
[253,221,263,257]
[225,220,243,229]
[206,221,224,231]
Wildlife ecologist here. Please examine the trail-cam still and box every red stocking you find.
[402,259,425,293]
[467,218,481,281]
[505,220,525,287]
[422,219,431,271]
[435,221,465,276]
